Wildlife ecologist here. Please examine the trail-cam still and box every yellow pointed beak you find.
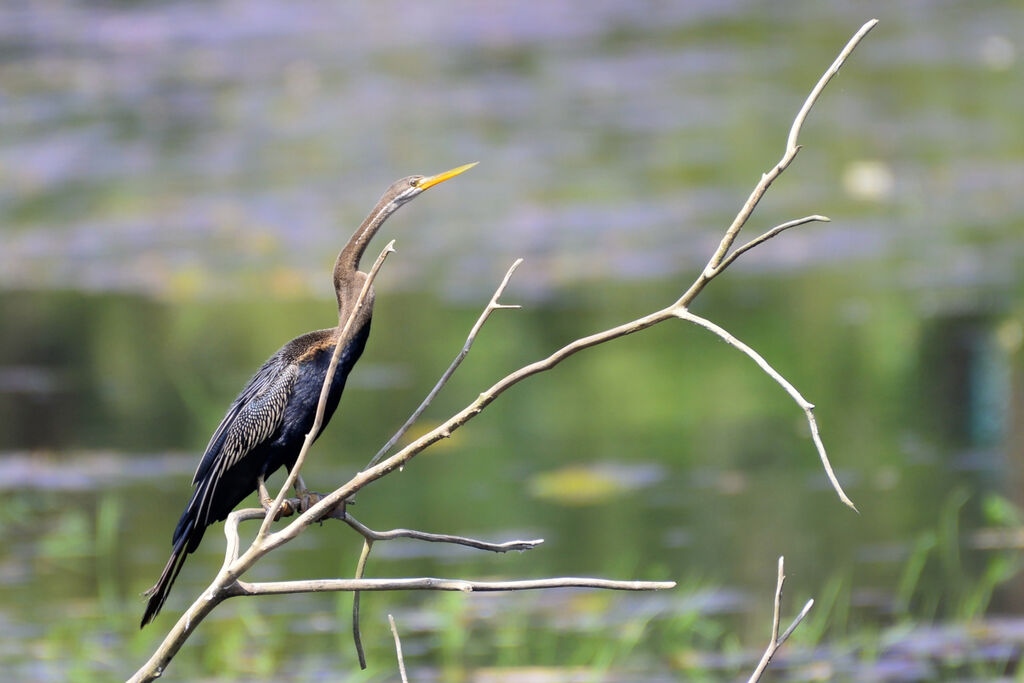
[417,162,478,191]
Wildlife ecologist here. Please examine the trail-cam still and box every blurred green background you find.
[1,1,1023,681]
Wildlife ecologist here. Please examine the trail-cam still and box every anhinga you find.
[141,162,476,627]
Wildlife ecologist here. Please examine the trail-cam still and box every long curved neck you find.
[335,194,397,282]
[333,194,396,318]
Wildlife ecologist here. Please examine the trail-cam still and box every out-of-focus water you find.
[1,2,1022,681]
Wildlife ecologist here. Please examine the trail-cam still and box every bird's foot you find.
[296,489,326,513]
[291,473,320,513]
[257,476,299,520]
[260,496,293,521]
[258,475,285,520]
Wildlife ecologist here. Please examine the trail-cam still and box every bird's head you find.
[333,161,478,318]
[384,162,478,209]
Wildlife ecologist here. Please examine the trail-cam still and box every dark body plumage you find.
[141,163,475,627]
[187,326,371,537]
[140,326,369,626]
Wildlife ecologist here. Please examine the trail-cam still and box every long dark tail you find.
[140,519,194,628]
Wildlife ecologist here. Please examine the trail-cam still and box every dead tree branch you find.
[343,513,544,552]
[389,615,410,683]
[747,557,815,683]
[675,309,855,511]
[130,19,877,682]
[351,539,373,669]
[228,577,676,596]
[367,258,524,469]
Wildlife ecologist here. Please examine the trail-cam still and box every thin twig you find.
[771,556,783,645]
[674,308,856,510]
[344,513,544,553]
[779,599,814,647]
[389,615,410,683]
[786,20,879,153]
[352,539,373,670]
[233,505,544,554]
[716,215,831,273]
[259,240,396,539]
[366,258,523,469]
[748,557,814,683]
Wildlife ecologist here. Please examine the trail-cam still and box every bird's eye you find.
[410,177,422,188]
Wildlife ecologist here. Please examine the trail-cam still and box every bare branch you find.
[716,215,831,272]
[230,576,677,596]
[344,513,544,553]
[222,508,263,565]
[366,258,524,469]
[131,21,876,680]
[786,19,879,152]
[352,539,373,670]
[771,556,783,645]
[779,598,814,647]
[342,510,544,668]
[674,309,856,511]
[271,307,675,549]
[259,240,396,538]
[389,615,410,683]
[748,557,814,683]
[676,18,878,307]
[232,505,544,554]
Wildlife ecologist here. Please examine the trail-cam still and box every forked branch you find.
[747,557,815,683]
[130,19,877,682]
[675,309,855,510]
[367,258,524,469]
[675,18,878,308]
